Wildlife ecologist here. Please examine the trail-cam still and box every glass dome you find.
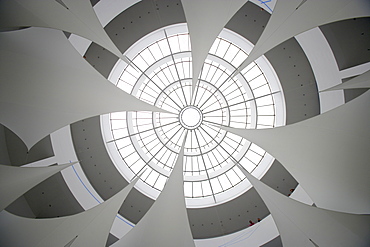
[101,24,285,208]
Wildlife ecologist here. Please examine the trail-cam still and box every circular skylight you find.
[180,106,202,129]
[101,24,285,208]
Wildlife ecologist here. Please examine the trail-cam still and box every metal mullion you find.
[132,117,157,120]
[122,149,137,159]
[190,130,195,175]
[241,64,257,75]
[194,82,209,107]
[224,173,235,188]
[199,125,239,166]
[139,89,157,102]
[229,49,242,65]
[244,156,257,166]
[128,157,142,169]
[111,127,128,131]
[202,108,223,116]
[197,71,234,109]
[159,65,186,107]
[152,174,161,188]
[156,38,166,57]
[200,97,220,113]
[159,123,182,144]
[125,69,139,80]
[214,37,221,55]
[207,149,221,171]
[202,119,227,126]
[219,143,246,171]
[205,152,216,172]
[229,103,249,111]
[223,84,243,98]
[224,135,242,145]
[191,67,205,106]
[160,99,182,112]
[180,59,188,79]
[233,166,243,180]
[222,138,240,157]
[110,117,127,120]
[118,77,134,84]
[196,127,211,149]
[157,67,172,88]
[208,64,222,84]
[203,123,225,139]
[203,115,225,118]
[256,102,276,108]
[203,91,279,115]
[215,176,226,192]
[164,30,189,106]
[249,149,263,157]
[108,120,178,143]
[200,92,225,112]
[229,108,249,113]
[193,129,216,203]
[163,149,176,170]
[141,80,162,95]
[199,127,236,165]
[118,78,133,86]
[202,62,212,83]
[132,121,155,129]
[147,46,161,63]
[157,148,171,167]
[245,72,263,84]
[214,146,228,163]
[118,79,134,88]
[199,180,205,197]
[202,124,223,140]
[257,124,274,127]
[117,142,133,151]
[222,42,232,59]
[154,116,178,119]
[251,82,269,92]
[129,156,143,167]
[142,169,154,184]
[143,133,163,150]
[229,119,249,125]
[213,66,229,87]
[172,127,187,149]
[124,55,183,110]
[137,130,157,142]
[134,112,139,138]
[200,85,224,109]
[139,125,183,177]
[152,69,169,89]
[139,53,151,67]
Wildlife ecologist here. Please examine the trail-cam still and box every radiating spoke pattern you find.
[103,24,285,207]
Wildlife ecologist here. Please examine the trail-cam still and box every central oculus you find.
[179,106,203,129]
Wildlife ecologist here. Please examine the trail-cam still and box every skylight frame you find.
[101,24,286,208]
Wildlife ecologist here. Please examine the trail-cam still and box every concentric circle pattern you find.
[179,106,202,129]
[102,24,285,207]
